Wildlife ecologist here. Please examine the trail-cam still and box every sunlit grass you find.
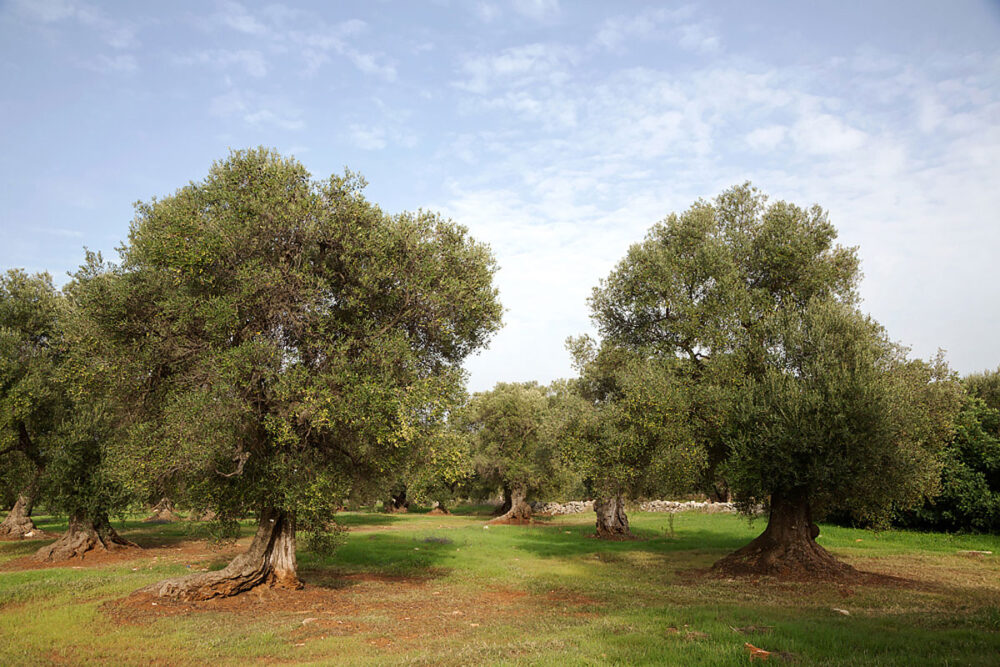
[1,507,998,665]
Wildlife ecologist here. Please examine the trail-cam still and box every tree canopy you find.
[590,183,962,576]
[81,148,502,598]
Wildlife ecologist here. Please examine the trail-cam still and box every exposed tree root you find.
[142,508,301,601]
[489,488,532,524]
[712,490,857,580]
[34,513,138,561]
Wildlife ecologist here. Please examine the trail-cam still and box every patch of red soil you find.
[0,539,244,572]
[102,572,598,652]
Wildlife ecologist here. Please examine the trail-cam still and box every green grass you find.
[1,508,998,665]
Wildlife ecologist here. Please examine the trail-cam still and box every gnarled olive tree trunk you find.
[712,489,855,578]
[0,467,42,540]
[490,485,531,523]
[34,512,137,561]
[386,487,410,513]
[492,484,513,516]
[144,497,182,523]
[0,493,38,540]
[594,494,631,539]
[143,508,301,601]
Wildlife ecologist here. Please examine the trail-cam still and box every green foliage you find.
[722,300,961,525]
[589,183,962,524]
[899,393,1000,532]
[965,367,1000,412]
[0,269,69,508]
[86,148,502,526]
[561,337,704,500]
[459,382,574,501]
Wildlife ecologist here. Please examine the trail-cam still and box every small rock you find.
[302,618,318,625]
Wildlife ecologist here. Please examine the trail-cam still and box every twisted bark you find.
[0,493,38,540]
[142,508,301,601]
[143,497,182,523]
[34,512,138,561]
[712,489,855,578]
[594,494,632,539]
[489,486,531,523]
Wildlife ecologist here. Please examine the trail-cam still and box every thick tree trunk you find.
[712,489,855,578]
[0,470,42,540]
[594,494,632,539]
[144,497,182,523]
[386,487,409,513]
[492,484,513,516]
[0,493,38,540]
[142,508,301,601]
[34,512,138,561]
[489,486,531,523]
[428,501,450,515]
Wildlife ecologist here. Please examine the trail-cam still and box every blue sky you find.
[2,0,999,391]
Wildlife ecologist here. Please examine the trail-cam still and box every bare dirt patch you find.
[102,571,594,652]
[0,539,244,572]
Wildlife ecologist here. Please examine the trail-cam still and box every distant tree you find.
[591,184,961,576]
[460,382,570,522]
[965,367,1000,412]
[86,149,501,599]
[30,254,140,560]
[0,270,63,540]
[562,337,702,538]
[408,421,475,514]
[898,391,1000,532]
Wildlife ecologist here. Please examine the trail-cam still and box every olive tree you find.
[88,149,501,599]
[460,382,569,522]
[592,183,960,576]
[0,270,63,540]
[562,337,702,538]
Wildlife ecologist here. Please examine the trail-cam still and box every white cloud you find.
[209,90,304,130]
[594,7,698,53]
[11,0,139,49]
[746,125,787,151]
[474,1,500,23]
[457,43,578,94]
[512,0,560,22]
[83,53,138,74]
[791,113,867,154]
[676,23,720,54]
[175,49,269,77]
[216,0,268,36]
[440,42,1000,389]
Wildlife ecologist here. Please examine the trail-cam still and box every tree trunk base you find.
[489,494,532,524]
[594,495,633,540]
[144,498,182,523]
[0,495,40,540]
[712,491,856,580]
[34,514,138,561]
[143,508,301,601]
[712,531,856,579]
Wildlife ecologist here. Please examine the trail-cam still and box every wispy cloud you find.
[210,3,395,81]
[11,0,139,49]
[209,90,303,130]
[175,49,268,77]
[512,0,560,22]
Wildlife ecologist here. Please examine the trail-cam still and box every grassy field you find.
[1,507,998,665]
